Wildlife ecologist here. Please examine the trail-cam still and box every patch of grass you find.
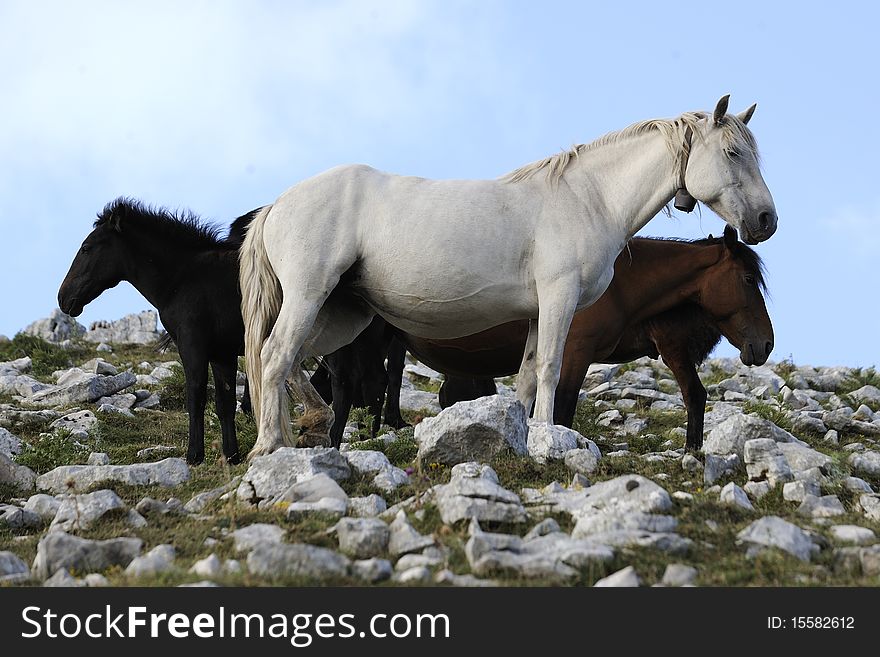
[0,334,89,380]
[411,377,442,394]
[491,453,571,491]
[15,429,90,473]
[571,398,604,439]
[742,398,793,432]
[384,432,418,468]
[838,367,880,396]
[699,363,734,387]
[157,366,188,411]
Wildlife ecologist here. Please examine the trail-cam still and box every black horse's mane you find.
[95,197,231,251]
[632,232,767,292]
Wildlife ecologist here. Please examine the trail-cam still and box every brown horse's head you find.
[697,225,773,366]
[57,203,130,316]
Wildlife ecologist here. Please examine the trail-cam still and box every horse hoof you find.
[225,452,242,465]
[186,453,205,466]
[247,442,281,461]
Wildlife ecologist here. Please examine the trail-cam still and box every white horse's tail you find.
[239,204,290,448]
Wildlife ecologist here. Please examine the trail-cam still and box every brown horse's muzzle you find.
[740,338,773,367]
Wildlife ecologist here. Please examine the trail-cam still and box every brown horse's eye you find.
[80,245,90,254]
[744,274,755,286]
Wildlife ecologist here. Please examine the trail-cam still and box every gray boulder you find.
[388,510,435,556]
[849,451,880,478]
[231,523,285,553]
[415,395,527,466]
[22,309,86,343]
[50,489,128,532]
[594,565,640,587]
[348,494,387,518]
[37,458,190,494]
[736,516,817,562]
[744,439,794,487]
[0,453,36,492]
[83,311,161,345]
[0,503,42,530]
[0,551,30,583]
[246,543,350,581]
[30,371,137,407]
[125,544,176,577]
[334,518,390,559]
[236,447,350,505]
[720,482,754,511]
[0,427,22,458]
[704,413,801,457]
[32,531,143,579]
[527,421,580,464]
[433,475,527,525]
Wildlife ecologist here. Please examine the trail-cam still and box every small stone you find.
[190,553,223,578]
[849,451,880,479]
[524,518,561,541]
[87,452,110,466]
[743,481,773,500]
[783,480,820,503]
[844,477,873,493]
[286,497,347,521]
[125,544,175,577]
[661,564,698,587]
[564,448,599,475]
[394,565,432,584]
[594,565,640,587]
[823,429,839,445]
[352,558,392,583]
[32,532,143,579]
[736,516,816,562]
[50,489,128,532]
[829,525,876,545]
[347,494,387,518]
[797,495,846,519]
[720,482,754,511]
[335,518,390,559]
[703,453,740,485]
[681,454,703,473]
[388,510,434,556]
[527,421,580,464]
[44,568,85,587]
[0,550,30,583]
[231,523,285,553]
[84,573,110,587]
[246,543,350,581]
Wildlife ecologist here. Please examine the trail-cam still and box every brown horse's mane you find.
[631,234,767,292]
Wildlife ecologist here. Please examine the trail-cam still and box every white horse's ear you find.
[736,103,757,125]
[713,95,731,124]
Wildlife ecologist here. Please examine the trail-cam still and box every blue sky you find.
[0,1,877,367]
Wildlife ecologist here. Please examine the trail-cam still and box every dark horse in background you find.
[58,198,406,465]
[399,226,773,450]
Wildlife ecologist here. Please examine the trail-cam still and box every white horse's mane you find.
[501,111,759,185]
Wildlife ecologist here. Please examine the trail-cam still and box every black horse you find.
[58,198,256,464]
[59,198,406,464]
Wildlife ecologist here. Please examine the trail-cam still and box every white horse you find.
[241,95,777,458]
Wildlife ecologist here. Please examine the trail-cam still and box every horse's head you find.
[698,225,774,366]
[683,95,777,245]
[57,205,129,317]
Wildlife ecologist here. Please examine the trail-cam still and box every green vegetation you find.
[0,334,89,379]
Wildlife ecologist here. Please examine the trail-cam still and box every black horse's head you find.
[57,201,131,316]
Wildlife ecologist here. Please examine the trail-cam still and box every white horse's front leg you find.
[532,279,580,424]
[515,319,539,414]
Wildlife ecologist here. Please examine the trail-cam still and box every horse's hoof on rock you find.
[247,443,279,461]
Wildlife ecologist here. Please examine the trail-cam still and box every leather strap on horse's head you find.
[674,125,697,213]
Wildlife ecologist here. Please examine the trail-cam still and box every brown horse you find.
[400,226,773,450]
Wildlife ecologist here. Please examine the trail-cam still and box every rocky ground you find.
[1,310,879,587]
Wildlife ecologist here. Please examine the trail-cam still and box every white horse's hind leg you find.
[532,277,581,424]
[516,319,539,414]
[251,298,326,457]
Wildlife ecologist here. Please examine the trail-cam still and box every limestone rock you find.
[415,395,527,466]
[32,531,143,579]
[37,458,190,494]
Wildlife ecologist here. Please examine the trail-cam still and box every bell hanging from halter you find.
[674,188,697,213]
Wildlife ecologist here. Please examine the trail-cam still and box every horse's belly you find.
[353,279,536,340]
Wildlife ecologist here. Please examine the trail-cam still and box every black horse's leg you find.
[310,360,333,405]
[240,376,252,416]
[211,357,241,464]
[382,336,410,429]
[325,351,353,449]
[656,338,706,452]
[182,348,209,465]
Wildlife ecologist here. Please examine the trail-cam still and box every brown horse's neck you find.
[612,239,722,323]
